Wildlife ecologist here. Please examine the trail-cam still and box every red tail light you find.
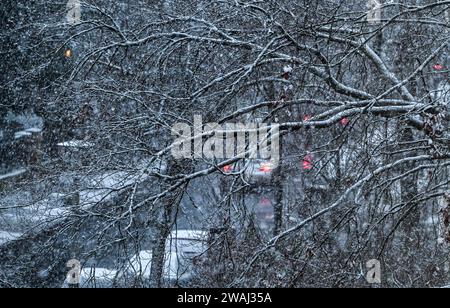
[434,64,444,71]
[303,154,314,170]
[222,165,233,173]
[303,115,312,122]
[340,118,350,126]
[259,162,273,173]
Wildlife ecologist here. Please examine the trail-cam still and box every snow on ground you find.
[62,268,119,288]
[25,206,69,223]
[0,159,167,248]
[0,231,22,245]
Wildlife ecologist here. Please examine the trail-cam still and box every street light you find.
[64,48,73,58]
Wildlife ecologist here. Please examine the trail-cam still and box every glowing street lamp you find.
[64,48,74,58]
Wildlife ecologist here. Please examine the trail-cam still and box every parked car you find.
[222,160,276,184]
[62,229,209,288]
[125,230,208,285]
